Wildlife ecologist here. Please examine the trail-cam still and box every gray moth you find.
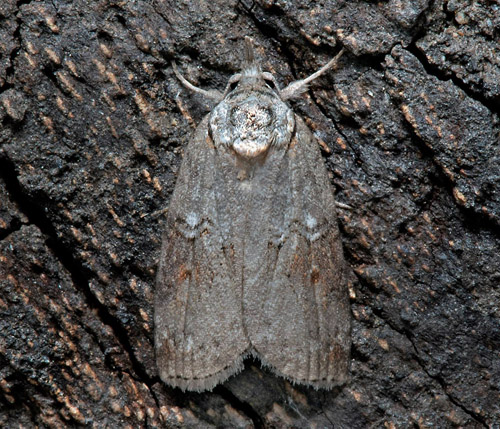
[155,37,351,392]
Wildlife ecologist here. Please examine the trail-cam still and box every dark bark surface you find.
[1,0,499,427]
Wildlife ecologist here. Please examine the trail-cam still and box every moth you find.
[155,37,351,392]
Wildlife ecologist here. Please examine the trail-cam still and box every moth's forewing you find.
[243,118,350,388]
[155,118,249,392]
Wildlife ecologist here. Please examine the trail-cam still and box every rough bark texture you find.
[1,0,499,427]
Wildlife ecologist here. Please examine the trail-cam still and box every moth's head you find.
[208,38,296,159]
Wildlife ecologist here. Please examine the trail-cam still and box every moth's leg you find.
[335,201,352,210]
[140,207,169,219]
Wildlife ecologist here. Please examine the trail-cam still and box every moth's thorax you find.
[209,87,295,159]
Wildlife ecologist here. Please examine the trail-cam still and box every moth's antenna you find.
[280,48,345,100]
[172,61,223,102]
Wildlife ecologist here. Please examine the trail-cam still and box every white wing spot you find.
[186,212,199,228]
[306,213,317,229]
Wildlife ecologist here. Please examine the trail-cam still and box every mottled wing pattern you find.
[155,117,249,392]
[245,117,351,388]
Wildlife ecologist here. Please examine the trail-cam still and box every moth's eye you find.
[228,74,241,92]
[262,72,276,89]
[264,79,276,89]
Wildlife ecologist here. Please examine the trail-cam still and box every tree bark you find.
[1,0,499,427]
